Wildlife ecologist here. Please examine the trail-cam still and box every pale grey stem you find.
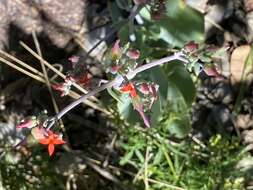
[126,52,187,80]
[47,76,124,129]
[47,52,188,129]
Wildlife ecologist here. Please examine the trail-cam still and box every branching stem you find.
[47,52,187,129]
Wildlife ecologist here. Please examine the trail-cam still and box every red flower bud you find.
[109,65,122,74]
[184,41,199,52]
[16,118,37,129]
[111,39,121,60]
[127,50,140,59]
[203,64,224,79]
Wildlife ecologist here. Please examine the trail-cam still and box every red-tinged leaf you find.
[132,96,151,128]
[137,108,150,128]
[149,84,159,110]
[134,102,150,127]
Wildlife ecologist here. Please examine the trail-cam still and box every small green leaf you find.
[166,116,191,138]
[135,149,145,163]
[153,146,164,165]
[120,149,135,165]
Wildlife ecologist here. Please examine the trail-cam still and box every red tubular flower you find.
[39,131,65,156]
[120,83,138,98]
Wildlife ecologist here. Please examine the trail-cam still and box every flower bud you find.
[16,117,37,129]
[127,49,140,59]
[133,0,149,5]
[111,39,121,60]
[203,64,224,79]
[184,41,199,52]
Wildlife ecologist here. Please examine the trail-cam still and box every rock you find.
[0,0,86,48]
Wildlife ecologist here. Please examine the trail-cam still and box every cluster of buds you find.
[108,39,140,75]
[16,116,65,156]
[183,41,224,79]
[108,40,159,127]
[119,82,159,128]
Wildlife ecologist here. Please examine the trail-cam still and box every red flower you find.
[39,131,65,156]
[120,83,138,98]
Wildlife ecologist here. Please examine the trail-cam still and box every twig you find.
[147,178,185,190]
[0,55,105,114]
[0,57,45,83]
[19,41,99,102]
[144,146,149,190]
[19,41,112,115]
[102,134,117,167]
[0,50,44,77]
[32,32,64,126]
